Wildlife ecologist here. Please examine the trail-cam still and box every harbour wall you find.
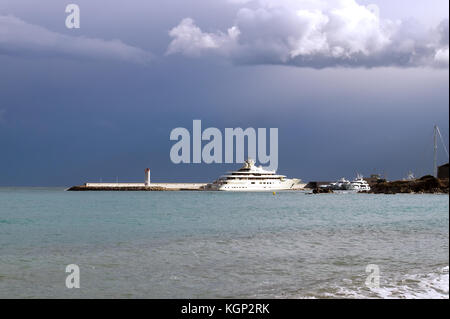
[68,183,207,191]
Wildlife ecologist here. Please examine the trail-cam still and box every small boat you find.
[403,171,416,181]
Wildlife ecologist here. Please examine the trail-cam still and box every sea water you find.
[0,188,448,298]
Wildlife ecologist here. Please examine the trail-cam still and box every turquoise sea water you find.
[0,188,448,298]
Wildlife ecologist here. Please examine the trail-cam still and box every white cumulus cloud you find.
[0,15,153,64]
[167,0,449,68]
[166,18,240,57]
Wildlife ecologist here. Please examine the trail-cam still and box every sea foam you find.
[328,266,449,299]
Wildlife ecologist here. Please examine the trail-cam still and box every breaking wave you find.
[325,266,449,299]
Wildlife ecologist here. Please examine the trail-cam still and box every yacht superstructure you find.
[330,178,352,190]
[207,159,300,191]
[328,174,371,191]
[349,174,371,191]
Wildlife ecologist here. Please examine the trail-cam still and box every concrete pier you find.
[67,182,207,191]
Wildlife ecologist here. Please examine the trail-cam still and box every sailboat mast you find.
[434,125,437,177]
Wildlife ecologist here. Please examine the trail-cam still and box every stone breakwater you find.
[367,176,449,194]
[67,185,167,191]
[67,183,207,191]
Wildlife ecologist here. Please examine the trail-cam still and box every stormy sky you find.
[0,0,449,186]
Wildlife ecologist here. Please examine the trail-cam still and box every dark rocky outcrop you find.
[312,187,334,194]
[369,175,449,194]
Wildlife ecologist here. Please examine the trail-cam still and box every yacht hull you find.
[206,159,302,192]
[211,179,299,191]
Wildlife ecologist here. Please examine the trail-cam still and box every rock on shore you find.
[369,175,449,194]
[312,187,334,194]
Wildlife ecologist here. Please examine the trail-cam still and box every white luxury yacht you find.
[207,159,300,191]
[349,174,371,191]
[329,178,352,190]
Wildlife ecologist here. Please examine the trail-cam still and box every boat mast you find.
[433,125,450,177]
[434,125,437,177]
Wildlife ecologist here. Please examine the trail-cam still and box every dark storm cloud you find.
[0,0,448,185]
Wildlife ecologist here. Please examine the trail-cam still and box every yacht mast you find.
[434,125,437,177]
[433,125,450,177]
